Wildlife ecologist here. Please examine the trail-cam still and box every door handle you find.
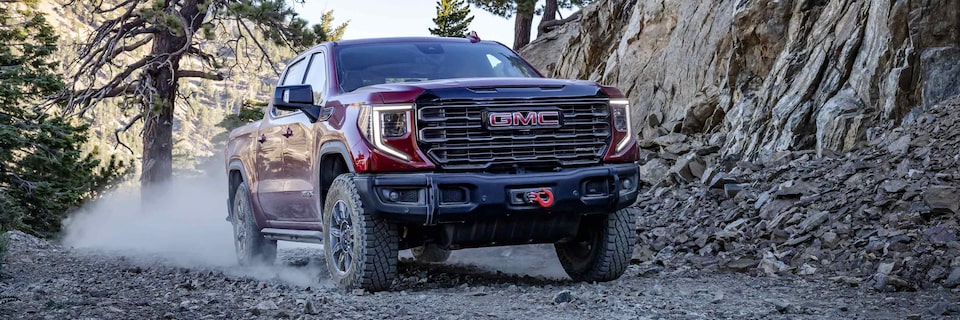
[282,127,294,138]
[321,107,335,119]
[258,134,266,143]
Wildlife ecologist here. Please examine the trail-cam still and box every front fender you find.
[318,140,357,173]
[226,159,269,229]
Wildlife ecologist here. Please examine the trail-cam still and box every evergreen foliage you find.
[226,1,348,47]
[61,0,348,189]
[213,99,267,147]
[430,0,475,37]
[0,2,126,237]
[466,0,592,48]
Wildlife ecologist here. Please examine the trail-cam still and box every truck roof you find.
[331,36,499,47]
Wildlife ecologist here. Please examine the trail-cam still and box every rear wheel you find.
[323,174,398,291]
[555,208,637,282]
[411,244,451,263]
[232,182,277,266]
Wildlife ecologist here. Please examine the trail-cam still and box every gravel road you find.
[2,231,955,320]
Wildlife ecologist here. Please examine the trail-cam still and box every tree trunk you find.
[140,0,208,197]
[141,36,181,193]
[513,1,536,50]
[538,0,558,37]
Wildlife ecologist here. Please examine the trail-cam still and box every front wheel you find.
[555,208,637,282]
[323,174,398,291]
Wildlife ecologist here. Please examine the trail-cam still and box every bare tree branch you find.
[177,70,225,81]
[114,113,142,153]
[95,0,140,14]
[538,11,582,35]
[238,17,282,77]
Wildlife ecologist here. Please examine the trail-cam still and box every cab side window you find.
[272,57,308,117]
[303,52,327,105]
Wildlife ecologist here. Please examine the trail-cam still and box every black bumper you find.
[352,163,639,225]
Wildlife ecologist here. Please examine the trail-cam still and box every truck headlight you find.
[381,111,408,138]
[359,104,413,160]
[610,99,632,152]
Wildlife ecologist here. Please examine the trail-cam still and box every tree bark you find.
[141,34,181,191]
[539,11,582,34]
[513,1,536,50]
[140,0,208,196]
[538,0,559,37]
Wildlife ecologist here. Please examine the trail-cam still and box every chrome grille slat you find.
[417,98,612,171]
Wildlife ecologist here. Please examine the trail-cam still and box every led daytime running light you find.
[368,105,412,161]
[610,99,632,152]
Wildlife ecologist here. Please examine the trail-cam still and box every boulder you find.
[638,159,670,185]
[923,186,959,215]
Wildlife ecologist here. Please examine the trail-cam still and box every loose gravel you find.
[1,231,954,320]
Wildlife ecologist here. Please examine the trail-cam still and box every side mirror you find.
[273,85,322,122]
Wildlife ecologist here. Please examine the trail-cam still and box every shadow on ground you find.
[277,242,571,291]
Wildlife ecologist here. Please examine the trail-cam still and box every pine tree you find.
[430,0,475,37]
[59,1,348,196]
[0,1,126,237]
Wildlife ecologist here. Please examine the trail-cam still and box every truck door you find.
[277,51,329,223]
[254,116,286,221]
[255,57,308,221]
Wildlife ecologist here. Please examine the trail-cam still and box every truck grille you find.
[417,97,611,171]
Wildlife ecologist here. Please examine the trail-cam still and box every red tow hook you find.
[527,188,555,208]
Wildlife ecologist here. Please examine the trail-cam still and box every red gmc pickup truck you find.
[224,37,640,291]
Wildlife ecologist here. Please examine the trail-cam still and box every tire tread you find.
[233,183,277,266]
[556,207,637,282]
[325,174,398,291]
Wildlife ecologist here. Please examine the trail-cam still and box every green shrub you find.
[0,2,127,237]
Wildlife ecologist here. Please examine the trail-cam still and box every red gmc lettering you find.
[488,111,561,127]
[514,112,536,125]
[539,112,560,126]
[489,113,512,126]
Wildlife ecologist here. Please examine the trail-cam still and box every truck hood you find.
[353,77,615,104]
[356,77,599,92]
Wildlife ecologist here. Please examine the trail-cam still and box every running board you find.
[260,228,324,244]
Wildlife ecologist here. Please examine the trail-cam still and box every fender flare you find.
[318,140,356,173]
[226,158,251,220]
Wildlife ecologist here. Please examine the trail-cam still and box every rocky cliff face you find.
[521,0,960,289]
[521,0,960,160]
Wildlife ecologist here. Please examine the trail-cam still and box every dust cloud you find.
[62,171,568,285]
[61,173,328,287]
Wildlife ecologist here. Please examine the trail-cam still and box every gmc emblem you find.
[485,110,562,129]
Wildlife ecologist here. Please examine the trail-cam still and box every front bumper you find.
[352,163,639,225]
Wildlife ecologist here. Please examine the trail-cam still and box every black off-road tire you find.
[323,174,398,291]
[232,182,277,266]
[555,207,637,282]
[411,244,452,263]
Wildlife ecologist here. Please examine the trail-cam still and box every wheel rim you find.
[328,199,355,275]
[562,226,600,266]
[233,195,249,259]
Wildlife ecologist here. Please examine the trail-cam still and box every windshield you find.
[335,41,541,92]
